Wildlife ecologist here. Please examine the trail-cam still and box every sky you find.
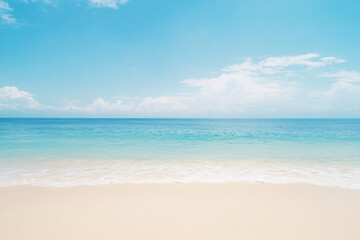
[0,0,359,117]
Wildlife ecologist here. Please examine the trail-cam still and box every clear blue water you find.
[0,118,359,187]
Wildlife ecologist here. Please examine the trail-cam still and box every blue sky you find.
[0,0,359,117]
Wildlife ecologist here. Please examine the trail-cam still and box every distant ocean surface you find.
[0,118,359,188]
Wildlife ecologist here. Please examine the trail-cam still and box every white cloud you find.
[137,97,190,112]
[223,54,345,74]
[0,0,11,11]
[0,86,190,114]
[182,56,303,113]
[0,86,58,111]
[1,54,357,116]
[259,53,345,68]
[0,0,16,24]
[184,72,295,102]
[24,0,56,5]
[0,86,40,109]
[321,70,360,83]
[88,0,128,8]
[62,96,190,113]
[180,54,350,114]
[307,71,360,113]
[1,0,129,25]
[62,98,135,112]
[23,0,129,8]
[319,71,360,96]
[320,56,346,65]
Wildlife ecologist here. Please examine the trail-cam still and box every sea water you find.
[0,118,359,188]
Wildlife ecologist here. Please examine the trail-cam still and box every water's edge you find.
[2,158,359,189]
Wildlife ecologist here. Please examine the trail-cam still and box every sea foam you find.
[1,158,359,188]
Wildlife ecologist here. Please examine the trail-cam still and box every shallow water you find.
[1,118,359,187]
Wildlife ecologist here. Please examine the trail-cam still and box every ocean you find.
[0,118,359,188]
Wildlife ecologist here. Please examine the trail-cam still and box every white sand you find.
[0,183,359,240]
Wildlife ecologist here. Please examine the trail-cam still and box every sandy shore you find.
[0,183,359,240]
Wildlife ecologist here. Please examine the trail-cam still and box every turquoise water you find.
[1,118,359,187]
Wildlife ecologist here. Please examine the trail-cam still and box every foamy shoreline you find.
[2,158,359,188]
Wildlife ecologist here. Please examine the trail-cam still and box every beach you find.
[1,183,359,240]
[1,119,359,239]
[2,0,360,238]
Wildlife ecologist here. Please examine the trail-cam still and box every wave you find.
[1,159,359,189]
